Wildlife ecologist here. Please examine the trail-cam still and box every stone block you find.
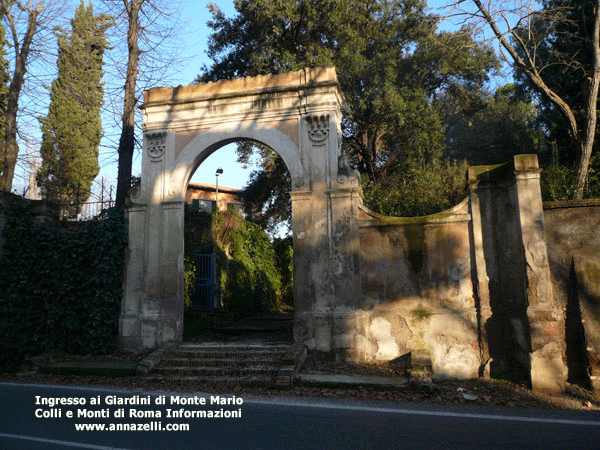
[531,343,567,393]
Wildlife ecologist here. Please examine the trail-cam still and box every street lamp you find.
[215,167,223,212]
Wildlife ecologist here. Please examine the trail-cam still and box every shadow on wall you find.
[320,156,573,391]
[566,259,591,389]
[336,198,486,380]
[476,163,531,386]
[544,201,600,390]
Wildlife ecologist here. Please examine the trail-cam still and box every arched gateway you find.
[120,67,362,352]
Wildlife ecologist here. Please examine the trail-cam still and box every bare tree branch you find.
[444,0,599,199]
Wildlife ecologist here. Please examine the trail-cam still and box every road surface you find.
[2,381,600,449]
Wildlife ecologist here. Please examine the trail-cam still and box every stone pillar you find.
[513,154,567,392]
[119,130,185,352]
[290,190,316,347]
[329,186,362,359]
[119,203,146,351]
[298,114,335,354]
[294,110,362,358]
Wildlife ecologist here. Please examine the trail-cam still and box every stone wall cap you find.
[543,198,600,210]
[358,197,470,226]
[142,67,340,105]
[468,162,512,183]
[468,154,541,184]
[513,154,540,171]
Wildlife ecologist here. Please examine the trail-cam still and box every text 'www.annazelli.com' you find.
[75,422,189,432]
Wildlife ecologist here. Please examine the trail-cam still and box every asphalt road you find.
[2,381,600,449]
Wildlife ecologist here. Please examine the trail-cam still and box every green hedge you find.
[0,202,127,371]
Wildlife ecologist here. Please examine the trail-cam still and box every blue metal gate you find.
[191,253,215,311]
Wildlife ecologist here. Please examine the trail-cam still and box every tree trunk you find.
[573,0,600,200]
[115,0,143,208]
[0,5,39,192]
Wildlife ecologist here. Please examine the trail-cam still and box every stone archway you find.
[119,67,362,352]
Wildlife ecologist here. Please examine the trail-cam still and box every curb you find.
[38,361,138,377]
[295,373,408,390]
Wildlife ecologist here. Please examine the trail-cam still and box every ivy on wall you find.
[184,207,285,316]
[0,200,127,371]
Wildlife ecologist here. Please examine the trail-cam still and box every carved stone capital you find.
[306,115,329,145]
[147,131,167,160]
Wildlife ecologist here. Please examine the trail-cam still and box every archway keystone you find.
[120,67,362,352]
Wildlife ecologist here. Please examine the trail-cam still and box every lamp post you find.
[215,167,223,212]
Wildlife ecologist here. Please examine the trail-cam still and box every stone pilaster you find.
[120,130,185,352]
[513,155,567,392]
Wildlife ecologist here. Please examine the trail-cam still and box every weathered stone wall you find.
[354,199,481,379]
[351,155,569,392]
[544,200,600,388]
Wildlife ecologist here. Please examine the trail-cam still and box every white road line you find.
[0,433,133,450]
[245,398,600,426]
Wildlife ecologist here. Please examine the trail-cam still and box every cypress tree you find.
[38,1,111,215]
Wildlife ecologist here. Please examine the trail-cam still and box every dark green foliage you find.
[362,159,468,217]
[541,153,600,201]
[511,0,600,199]
[184,207,284,316]
[513,0,593,163]
[184,207,215,254]
[37,2,111,215]
[541,162,578,202]
[223,217,282,313]
[273,237,293,306]
[240,147,291,234]
[442,84,546,166]
[0,202,127,371]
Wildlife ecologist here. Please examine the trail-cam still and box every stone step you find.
[176,343,289,351]
[143,342,306,389]
[145,375,277,387]
[170,349,288,360]
[159,357,284,367]
[409,351,433,380]
[178,343,291,349]
[152,365,277,377]
[212,315,293,334]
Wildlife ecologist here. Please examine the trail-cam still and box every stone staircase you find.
[144,342,306,388]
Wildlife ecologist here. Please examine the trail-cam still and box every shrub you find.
[0,202,127,371]
[362,159,468,217]
[541,154,600,201]
[184,208,284,316]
